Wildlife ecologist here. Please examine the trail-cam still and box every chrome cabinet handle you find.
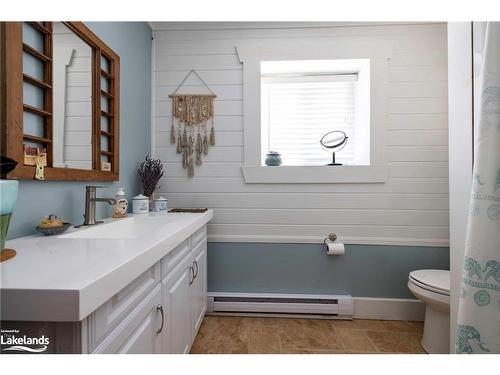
[156,304,164,335]
[188,266,194,285]
[193,261,199,279]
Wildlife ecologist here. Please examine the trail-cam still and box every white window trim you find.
[236,38,393,184]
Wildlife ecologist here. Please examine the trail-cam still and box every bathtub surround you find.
[7,22,152,239]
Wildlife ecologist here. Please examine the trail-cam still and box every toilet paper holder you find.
[323,233,337,244]
[323,233,345,255]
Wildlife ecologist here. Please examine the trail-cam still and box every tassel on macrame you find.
[188,133,193,155]
[176,132,182,153]
[203,132,209,155]
[170,123,176,144]
[182,127,188,149]
[182,149,187,168]
[195,133,203,166]
[196,131,202,151]
[209,125,216,145]
[187,159,194,178]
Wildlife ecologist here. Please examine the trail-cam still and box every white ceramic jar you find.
[154,196,168,213]
[132,194,149,214]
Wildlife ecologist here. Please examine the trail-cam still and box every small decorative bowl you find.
[36,223,71,236]
[265,151,282,166]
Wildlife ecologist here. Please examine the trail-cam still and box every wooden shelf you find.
[23,74,52,90]
[101,69,113,80]
[23,104,52,117]
[23,43,52,62]
[101,110,114,118]
[101,89,114,99]
[23,134,52,144]
[3,22,120,182]
[27,22,52,35]
[100,130,114,138]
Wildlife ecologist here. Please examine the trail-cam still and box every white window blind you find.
[261,74,358,166]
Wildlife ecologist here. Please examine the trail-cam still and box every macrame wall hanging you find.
[169,69,216,177]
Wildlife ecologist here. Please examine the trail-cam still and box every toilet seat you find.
[409,269,450,296]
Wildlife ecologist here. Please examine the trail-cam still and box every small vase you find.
[265,151,282,166]
[148,195,154,212]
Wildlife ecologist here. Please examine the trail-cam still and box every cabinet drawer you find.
[191,225,207,247]
[92,285,162,354]
[161,239,190,278]
[88,263,160,351]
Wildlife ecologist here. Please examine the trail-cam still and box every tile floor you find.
[190,316,426,354]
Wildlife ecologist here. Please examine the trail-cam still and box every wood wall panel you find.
[152,22,449,246]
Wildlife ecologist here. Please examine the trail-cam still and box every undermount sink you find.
[59,214,176,239]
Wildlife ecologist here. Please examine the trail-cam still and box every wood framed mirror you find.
[0,22,120,181]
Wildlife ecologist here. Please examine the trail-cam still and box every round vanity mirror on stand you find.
[319,131,348,166]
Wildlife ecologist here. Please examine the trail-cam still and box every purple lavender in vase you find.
[137,156,164,210]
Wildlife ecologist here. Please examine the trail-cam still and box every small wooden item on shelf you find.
[24,145,47,180]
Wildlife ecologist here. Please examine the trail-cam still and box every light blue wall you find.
[8,22,152,239]
[208,242,450,298]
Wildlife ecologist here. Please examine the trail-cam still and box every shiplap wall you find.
[152,22,449,246]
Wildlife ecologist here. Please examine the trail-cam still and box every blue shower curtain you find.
[456,22,500,354]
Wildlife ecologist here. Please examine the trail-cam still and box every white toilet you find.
[407,269,450,354]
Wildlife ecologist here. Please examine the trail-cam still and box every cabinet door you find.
[117,308,160,354]
[192,241,207,336]
[162,255,193,354]
[92,285,163,354]
[89,264,160,351]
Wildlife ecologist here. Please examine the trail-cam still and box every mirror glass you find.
[52,22,93,170]
[320,130,348,149]
[22,22,93,171]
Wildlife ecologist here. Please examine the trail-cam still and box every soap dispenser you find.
[112,187,129,218]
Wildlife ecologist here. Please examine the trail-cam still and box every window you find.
[260,59,370,166]
[236,39,391,183]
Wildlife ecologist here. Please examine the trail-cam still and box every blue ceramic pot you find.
[265,152,282,166]
[0,180,18,250]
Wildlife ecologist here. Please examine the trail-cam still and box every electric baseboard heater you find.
[206,292,353,319]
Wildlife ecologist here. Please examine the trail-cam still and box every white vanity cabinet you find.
[87,225,208,354]
[1,211,213,354]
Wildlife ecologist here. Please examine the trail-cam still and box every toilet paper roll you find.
[325,241,345,255]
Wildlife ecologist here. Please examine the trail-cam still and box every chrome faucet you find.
[81,186,117,226]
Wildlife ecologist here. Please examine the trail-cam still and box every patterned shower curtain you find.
[456,22,500,354]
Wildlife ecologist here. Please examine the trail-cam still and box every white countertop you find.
[0,210,213,322]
